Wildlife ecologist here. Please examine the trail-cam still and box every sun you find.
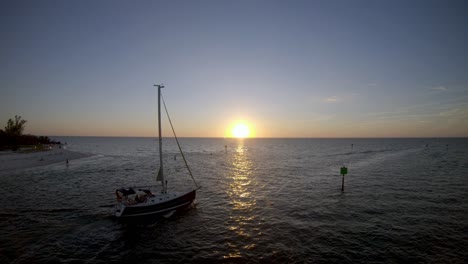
[231,123,251,138]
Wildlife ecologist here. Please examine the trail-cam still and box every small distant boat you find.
[114,84,200,218]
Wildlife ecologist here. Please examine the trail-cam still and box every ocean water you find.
[1,137,467,263]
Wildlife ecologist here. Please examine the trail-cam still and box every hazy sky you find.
[1,0,467,137]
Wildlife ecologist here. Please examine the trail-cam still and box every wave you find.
[327,149,390,157]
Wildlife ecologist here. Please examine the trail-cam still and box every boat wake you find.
[163,210,176,218]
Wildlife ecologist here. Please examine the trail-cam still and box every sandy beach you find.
[0,147,92,174]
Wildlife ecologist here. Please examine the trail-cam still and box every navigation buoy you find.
[340,166,348,192]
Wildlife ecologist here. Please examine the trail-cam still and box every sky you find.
[1,0,467,138]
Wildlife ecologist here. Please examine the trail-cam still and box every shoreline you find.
[0,147,93,174]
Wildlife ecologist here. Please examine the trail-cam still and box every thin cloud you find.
[365,96,468,118]
[364,99,468,124]
[324,96,339,103]
[430,86,448,92]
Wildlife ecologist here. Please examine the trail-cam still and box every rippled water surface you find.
[1,138,467,263]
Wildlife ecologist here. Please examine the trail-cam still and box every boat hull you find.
[115,190,196,218]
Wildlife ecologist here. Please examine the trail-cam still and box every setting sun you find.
[231,123,251,138]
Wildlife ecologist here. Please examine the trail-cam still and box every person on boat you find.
[142,189,155,197]
[134,195,141,203]
[115,190,122,202]
[135,194,147,203]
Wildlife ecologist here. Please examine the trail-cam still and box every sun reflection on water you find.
[224,141,260,259]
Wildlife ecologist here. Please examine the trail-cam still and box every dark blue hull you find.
[118,190,196,217]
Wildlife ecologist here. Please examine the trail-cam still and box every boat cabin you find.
[115,188,156,205]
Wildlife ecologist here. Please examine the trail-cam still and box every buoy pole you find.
[340,166,348,192]
[342,174,345,192]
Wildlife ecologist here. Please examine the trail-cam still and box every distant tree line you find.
[0,115,60,151]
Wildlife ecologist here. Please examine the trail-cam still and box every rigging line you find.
[161,93,201,189]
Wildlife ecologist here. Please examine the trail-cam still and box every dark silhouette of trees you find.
[4,115,27,136]
[0,115,60,151]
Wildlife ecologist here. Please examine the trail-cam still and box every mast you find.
[154,84,166,193]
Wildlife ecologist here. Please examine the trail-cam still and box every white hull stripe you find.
[118,201,191,217]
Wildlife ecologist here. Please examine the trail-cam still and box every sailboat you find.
[114,84,200,218]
